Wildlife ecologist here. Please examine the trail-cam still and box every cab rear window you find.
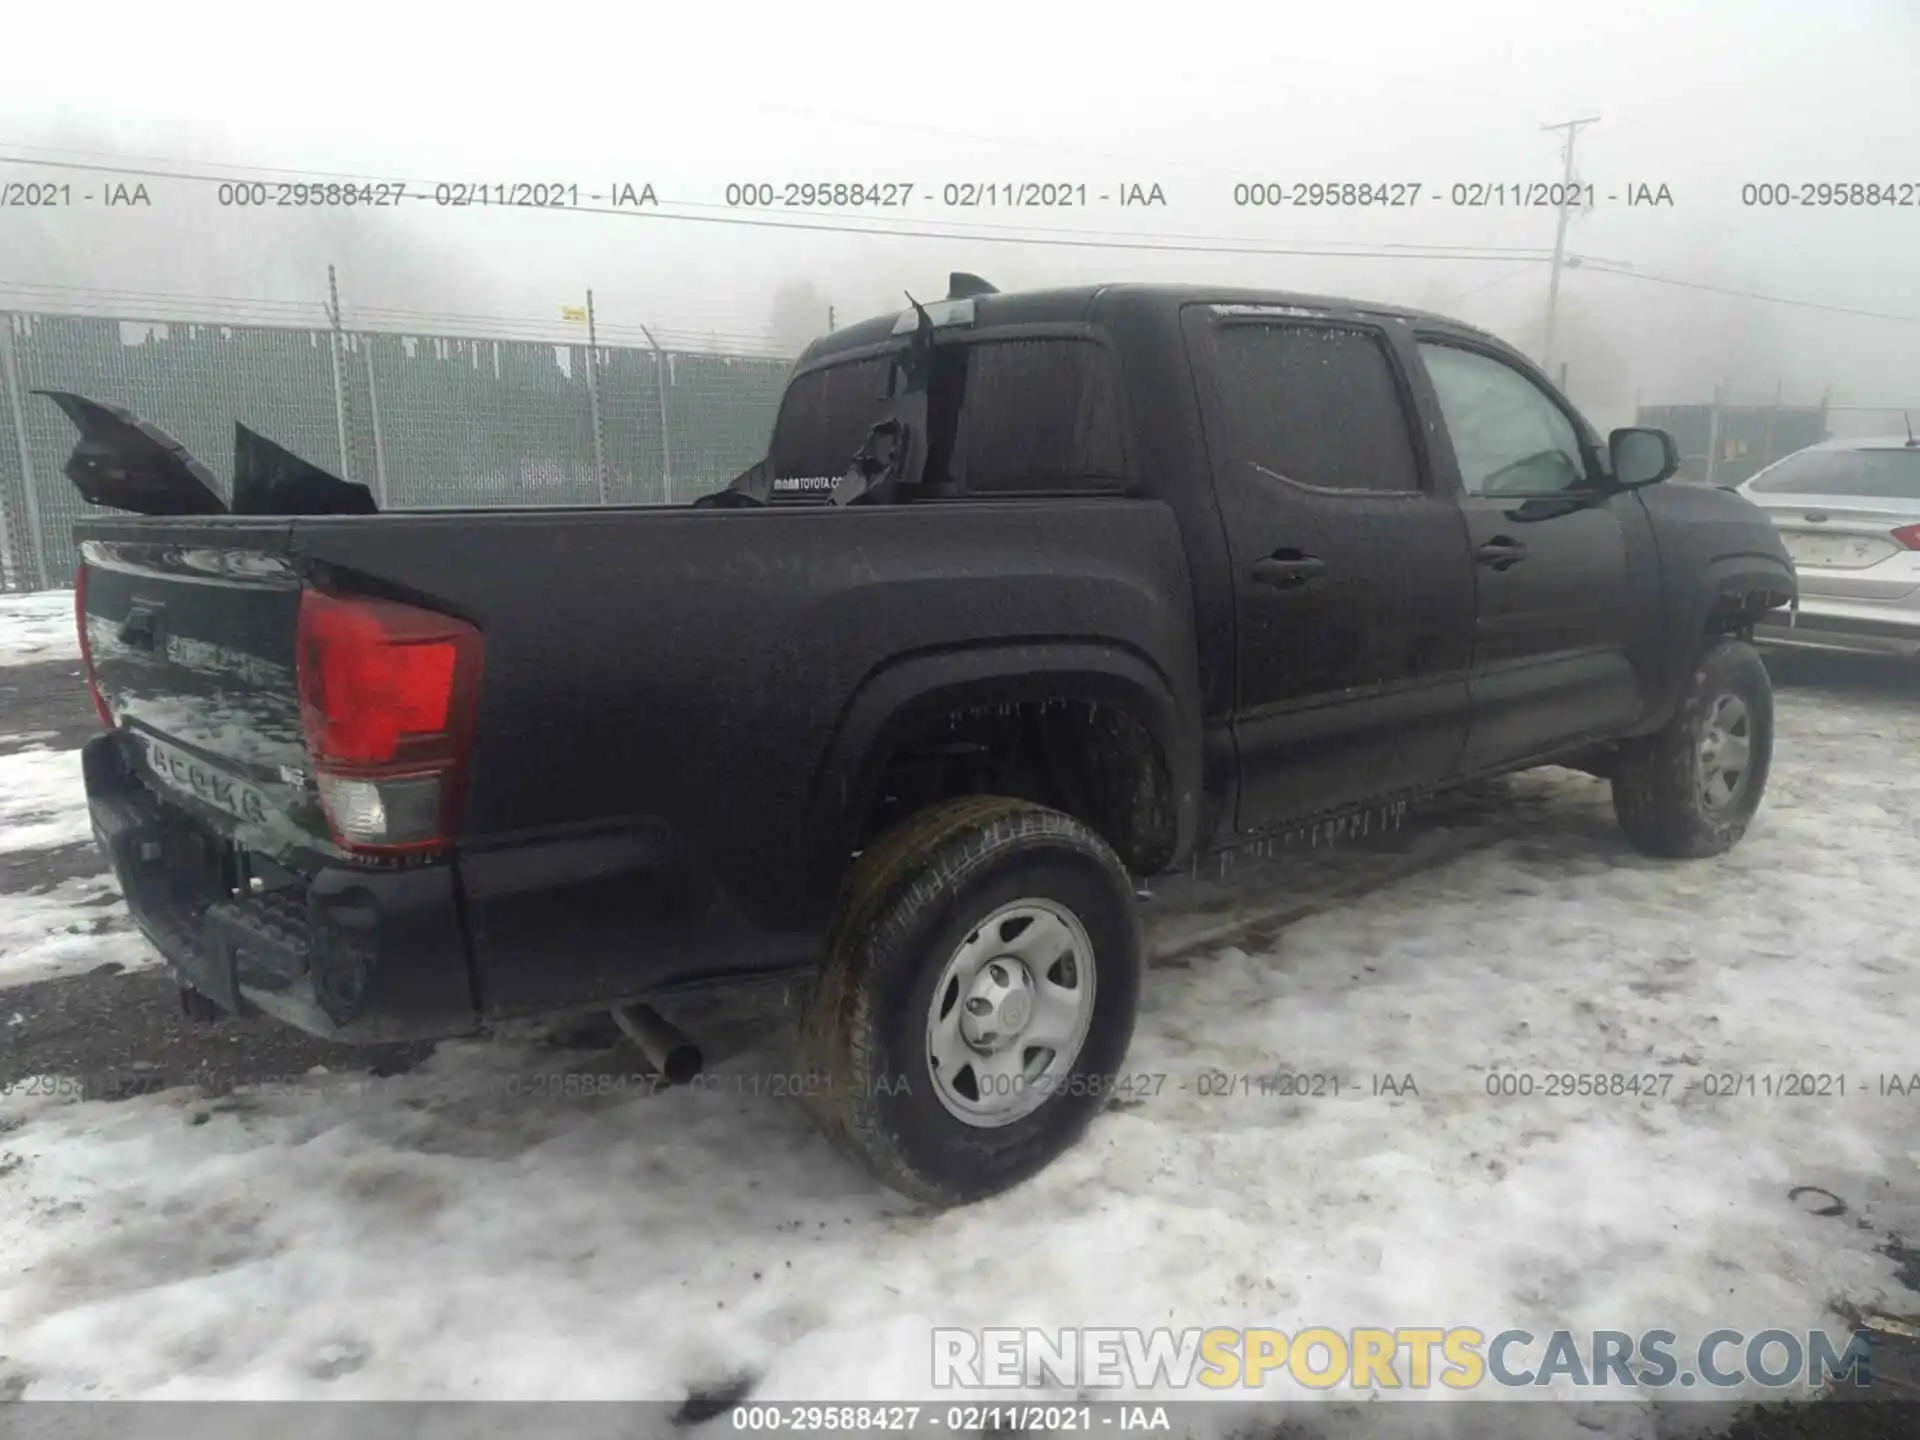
[767,338,1126,495]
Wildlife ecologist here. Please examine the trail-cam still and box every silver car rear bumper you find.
[1755,598,1920,658]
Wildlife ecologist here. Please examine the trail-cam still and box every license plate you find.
[136,734,272,827]
[1782,531,1896,569]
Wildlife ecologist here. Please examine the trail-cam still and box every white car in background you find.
[1739,436,1920,658]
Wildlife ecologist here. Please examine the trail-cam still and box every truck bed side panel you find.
[285,501,1201,1012]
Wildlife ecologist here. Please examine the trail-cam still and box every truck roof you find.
[797,281,1496,366]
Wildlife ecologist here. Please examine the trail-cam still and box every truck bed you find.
[75,500,1204,1029]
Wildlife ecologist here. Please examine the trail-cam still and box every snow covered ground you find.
[1,591,1916,1437]
[0,590,80,668]
[0,870,153,989]
[0,746,98,859]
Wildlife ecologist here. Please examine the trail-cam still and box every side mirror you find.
[1609,427,1679,489]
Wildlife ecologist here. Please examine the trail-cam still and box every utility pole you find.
[1540,115,1600,373]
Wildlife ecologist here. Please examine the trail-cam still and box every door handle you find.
[1250,552,1325,588]
[1473,537,1528,570]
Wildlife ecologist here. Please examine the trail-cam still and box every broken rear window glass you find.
[766,339,1126,494]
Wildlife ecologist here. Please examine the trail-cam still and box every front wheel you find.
[1612,636,1774,858]
[796,797,1143,1206]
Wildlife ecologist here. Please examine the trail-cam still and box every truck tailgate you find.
[78,526,329,859]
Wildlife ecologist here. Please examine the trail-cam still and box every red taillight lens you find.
[295,588,483,856]
[1892,523,1920,551]
[74,562,112,729]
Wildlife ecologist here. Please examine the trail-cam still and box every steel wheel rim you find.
[1697,692,1753,813]
[925,898,1098,1128]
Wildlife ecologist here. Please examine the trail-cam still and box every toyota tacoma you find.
[52,276,1796,1204]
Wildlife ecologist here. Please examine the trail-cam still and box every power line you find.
[1433,263,1540,307]
[0,141,1557,256]
[8,145,1919,331]
[0,149,1561,264]
[1572,259,1920,325]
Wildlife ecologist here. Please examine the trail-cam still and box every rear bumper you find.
[1754,599,1920,658]
[83,732,479,1043]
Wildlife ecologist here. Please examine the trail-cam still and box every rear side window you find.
[1747,447,1920,499]
[1212,323,1421,492]
[766,338,1127,494]
[947,339,1126,493]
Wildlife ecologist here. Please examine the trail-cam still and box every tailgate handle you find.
[119,602,164,651]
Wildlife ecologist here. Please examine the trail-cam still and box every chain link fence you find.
[0,309,794,591]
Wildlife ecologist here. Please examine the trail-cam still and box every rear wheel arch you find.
[808,644,1198,890]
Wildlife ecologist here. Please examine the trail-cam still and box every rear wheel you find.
[1612,637,1774,858]
[796,797,1142,1205]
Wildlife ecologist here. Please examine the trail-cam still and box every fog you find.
[3,0,1916,428]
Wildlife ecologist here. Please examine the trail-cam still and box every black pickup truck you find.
[54,277,1795,1204]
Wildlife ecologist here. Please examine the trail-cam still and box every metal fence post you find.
[0,312,49,590]
[1705,383,1724,489]
[362,336,390,507]
[0,314,20,591]
[326,265,354,482]
[585,290,608,505]
[638,322,673,504]
[1762,380,1781,471]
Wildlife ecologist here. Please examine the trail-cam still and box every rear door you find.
[1182,305,1476,833]
[1409,335,1641,771]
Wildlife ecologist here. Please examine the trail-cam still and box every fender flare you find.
[1645,550,1795,728]
[806,639,1203,887]
[1690,550,1796,633]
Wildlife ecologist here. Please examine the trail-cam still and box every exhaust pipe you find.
[610,1002,703,1084]
[179,984,226,1024]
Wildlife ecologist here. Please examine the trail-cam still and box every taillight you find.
[295,588,483,857]
[1892,524,1920,551]
[74,562,112,729]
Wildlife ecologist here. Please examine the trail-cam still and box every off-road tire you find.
[1612,637,1774,858]
[795,796,1143,1206]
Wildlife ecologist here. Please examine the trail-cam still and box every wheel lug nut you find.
[989,963,1008,985]
[966,997,993,1016]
